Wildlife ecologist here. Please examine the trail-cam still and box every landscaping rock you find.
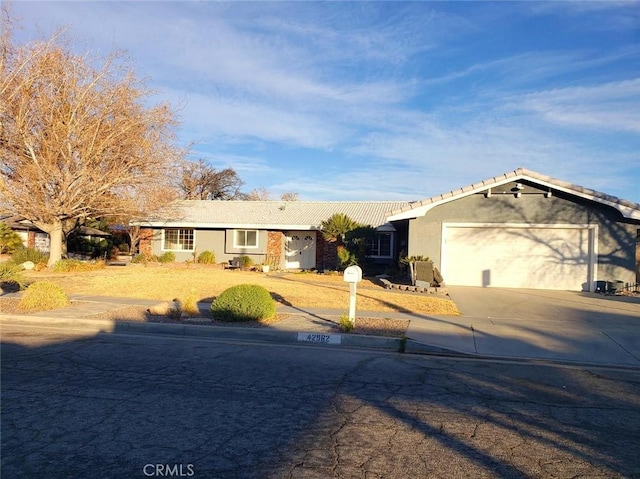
[147,301,171,315]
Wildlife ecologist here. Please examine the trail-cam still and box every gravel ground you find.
[0,299,409,337]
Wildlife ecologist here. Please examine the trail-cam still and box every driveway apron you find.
[414,286,640,366]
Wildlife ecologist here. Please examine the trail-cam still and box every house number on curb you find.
[343,265,363,326]
[297,333,342,344]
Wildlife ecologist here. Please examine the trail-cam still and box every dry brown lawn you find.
[16,263,459,315]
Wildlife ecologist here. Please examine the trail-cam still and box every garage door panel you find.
[444,226,592,290]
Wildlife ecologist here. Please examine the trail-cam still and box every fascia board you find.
[519,175,640,221]
[387,173,640,222]
[387,179,512,221]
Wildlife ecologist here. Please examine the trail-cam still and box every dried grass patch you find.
[17,264,459,316]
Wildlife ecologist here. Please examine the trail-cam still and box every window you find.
[367,233,392,258]
[163,228,194,251]
[235,229,258,248]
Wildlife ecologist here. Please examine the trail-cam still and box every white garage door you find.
[442,224,595,290]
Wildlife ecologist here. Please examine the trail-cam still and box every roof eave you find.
[387,170,640,221]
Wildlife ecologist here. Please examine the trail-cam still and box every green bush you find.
[197,250,216,264]
[52,259,106,272]
[337,245,356,270]
[18,281,69,312]
[117,243,130,254]
[0,262,26,291]
[339,312,354,332]
[11,247,48,266]
[0,222,24,254]
[211,284,276,322]
[158,251,175,263]
[240,255,253,269]
[67,235,109,259]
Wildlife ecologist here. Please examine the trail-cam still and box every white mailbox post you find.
[343,265,363,325]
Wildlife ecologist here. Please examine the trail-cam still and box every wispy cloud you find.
[508,79,640,133]
[11,1,640,203]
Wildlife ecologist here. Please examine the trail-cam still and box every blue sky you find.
[11,1,640,202]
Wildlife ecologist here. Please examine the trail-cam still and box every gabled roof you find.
[142,200,413,231]
[387,167,640,221]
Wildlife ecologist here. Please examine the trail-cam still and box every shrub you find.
[158,251,175,263]
[131,253,150,264]
[0,222,24,254]
[11,247,48,266]
[240,255,253,269]
[211,284,276,322]
[337,245,356,270]
[340,312,354,332]
[67,235,109,259]
[197,250,216,264]
[52,259,106,272]
[0,262,26,291]
[18,281,69,312]
[181,289,200,316]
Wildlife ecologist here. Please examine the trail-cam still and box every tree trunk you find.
[47,219,64,267]
[128,226,140,255]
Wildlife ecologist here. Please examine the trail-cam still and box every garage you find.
[442,224,596,290]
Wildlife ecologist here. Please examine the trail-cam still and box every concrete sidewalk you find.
[2,292,640,367]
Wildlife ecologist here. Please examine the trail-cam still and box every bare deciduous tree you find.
[280,191,299,201]
[245,187,272,201]
[244,188,299,201]
[179,159,244,200]
[111,183,179,254]
[0,12,184,266]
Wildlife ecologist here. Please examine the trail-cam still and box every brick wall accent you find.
[316,234,338,271]
[139,228,154,257]
[267,231,283,269]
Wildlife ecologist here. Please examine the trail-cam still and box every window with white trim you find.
[163,228,194,251]
[367,233,392,258]
[234,229,258,248]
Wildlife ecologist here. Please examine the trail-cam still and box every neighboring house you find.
[2,216,111,255]
[1,216,51,252]
[138,201,412,270]
[387,167,640,291]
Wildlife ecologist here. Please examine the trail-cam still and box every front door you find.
[285,232,316,269]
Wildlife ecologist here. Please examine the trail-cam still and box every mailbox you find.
[343,265,362,283]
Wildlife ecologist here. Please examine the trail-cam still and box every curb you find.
[0,314,413,353]
[404,338,466,355]
[4,315,638,370]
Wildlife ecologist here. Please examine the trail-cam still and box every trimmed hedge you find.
[211,284,276,322]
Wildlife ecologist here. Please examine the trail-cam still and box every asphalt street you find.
[2,326,640,479]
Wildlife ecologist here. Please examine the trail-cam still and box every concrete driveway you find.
[406,286,640,367]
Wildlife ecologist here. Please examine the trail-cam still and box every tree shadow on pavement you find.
[2,324,640,479]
